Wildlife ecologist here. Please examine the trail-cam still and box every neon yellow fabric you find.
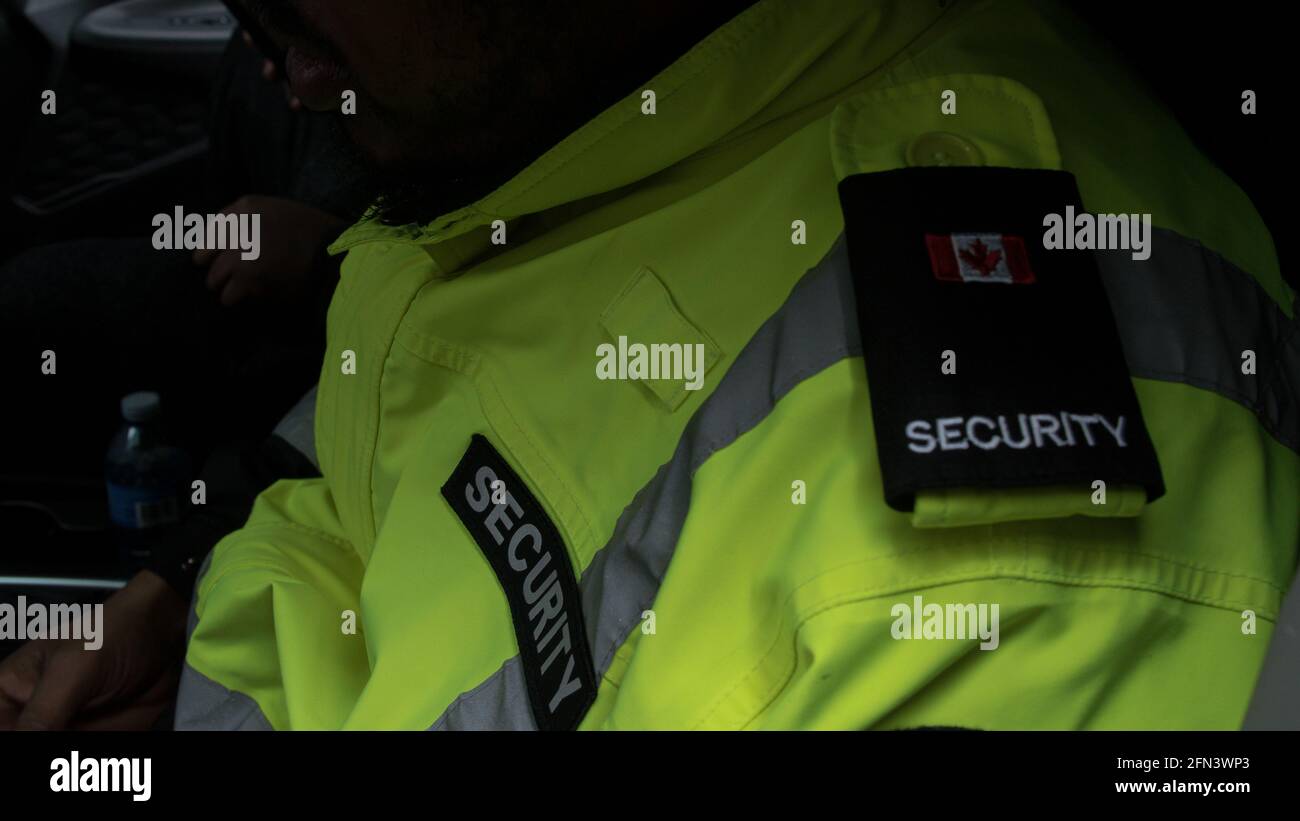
[911,484,1148,529]
[185,0,1298,730]
[582,365,1295,729]
[598,266,724,410]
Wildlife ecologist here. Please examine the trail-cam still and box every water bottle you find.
[105,392,191,562]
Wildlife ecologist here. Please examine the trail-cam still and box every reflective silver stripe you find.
[272,384,320,469]
[1243,562,1300,729]
[581,237,859,681]
[429,229,1296,730]
[428,657,532,731]
[175,663,274,731]
[175,553,275,731]
[176,385,320,729]
[1097,228,1300,453]
[430,237,859,730]
[177,227,1296,730]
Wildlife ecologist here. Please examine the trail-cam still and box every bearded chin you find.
[334,91,565,228]
[336,121,503,228]
[320,117,443,227]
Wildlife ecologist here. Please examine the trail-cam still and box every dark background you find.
[0,0,1288,538]
[1070,1,1289,282]
[0,1,1289,278]
[0,0,1289,732]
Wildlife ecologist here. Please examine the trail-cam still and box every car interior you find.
[0,2,1292,710]
[1,0,235,658]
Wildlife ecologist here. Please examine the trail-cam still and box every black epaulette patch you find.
[441,434,597,730]
[839,167,1164,512]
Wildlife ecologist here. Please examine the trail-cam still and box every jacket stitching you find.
[703,568,1282,730]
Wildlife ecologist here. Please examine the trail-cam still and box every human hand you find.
[194,195,347,307]
[0,572,187,731]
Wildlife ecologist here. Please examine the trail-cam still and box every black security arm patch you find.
[441,434,597,730]
[838,167,1164,512]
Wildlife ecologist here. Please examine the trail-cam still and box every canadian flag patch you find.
[925,233,1035,284]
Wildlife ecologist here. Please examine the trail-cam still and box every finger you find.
[242,30,253,48]
[262,59,278,81]
[0,648,42,730]
[289,95,302,112]
[71,667,180,732]
[14,648,98,731]
[0,643,43,704]
[195,200,245,266]
[205,253,239,292]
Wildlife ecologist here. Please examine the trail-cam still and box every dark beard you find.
[360,90,582,228]
[297,114,490,229]
[365,128,587,228]
[333,102,564,229]
[335,0,763,230]
[367,160,525,229]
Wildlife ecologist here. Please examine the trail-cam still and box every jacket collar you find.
[328,0,948,260]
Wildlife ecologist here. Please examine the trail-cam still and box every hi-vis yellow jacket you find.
[178,0,1298,730]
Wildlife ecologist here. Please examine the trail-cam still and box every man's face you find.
[242,1,560,170]
[238,0,752,221]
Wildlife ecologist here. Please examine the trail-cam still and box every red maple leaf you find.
[958,238,1002,278]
